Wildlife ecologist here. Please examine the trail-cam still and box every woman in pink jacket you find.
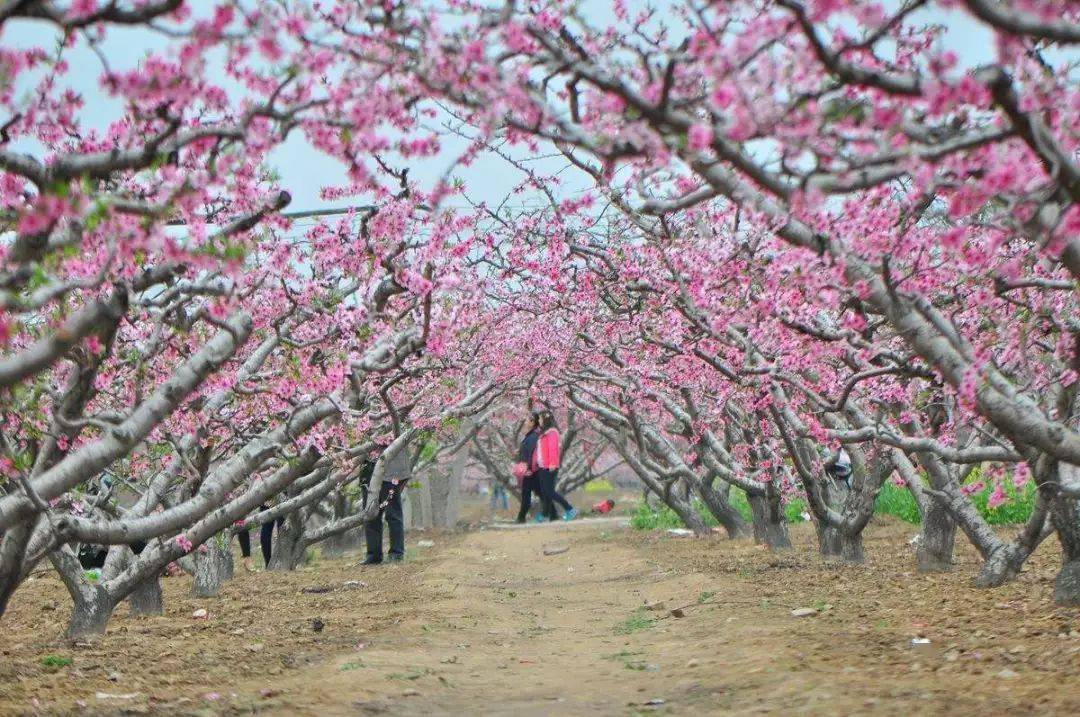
[533,411,577,522]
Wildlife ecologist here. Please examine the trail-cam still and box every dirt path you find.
[246,520,1080,716]
[5,518,1080,715]
[261,520,728,715]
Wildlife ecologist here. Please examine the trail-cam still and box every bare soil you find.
[3,513,1080,716]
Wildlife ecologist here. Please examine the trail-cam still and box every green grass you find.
[602,650,644,661]
[601,650,650,670]
[630,500,713,530]
[874,479,1036,525]
[614,610,656,634]
[970,480,1037,525]
[630,493,808,531]
[632,477,1037,532]
[584,478,615,493]
[873,483,922,524]
[41,655,73,669]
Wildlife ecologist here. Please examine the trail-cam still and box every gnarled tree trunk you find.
[267,515,306,571]
[68,586,119,640]
[697,479,749,539]
[748,488,792,551]
[1049,478,1080,605]
[917,500,956,573]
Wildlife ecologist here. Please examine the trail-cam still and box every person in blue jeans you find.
[490,481,509,511]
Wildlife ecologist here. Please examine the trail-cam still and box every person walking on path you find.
[361,445,410,565]
[515,411,554,523]
[533,410,577,522]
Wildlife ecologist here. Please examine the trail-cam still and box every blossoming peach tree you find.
[0,0,503,637]
[2,0,1080,643]
[397,0,1079,602]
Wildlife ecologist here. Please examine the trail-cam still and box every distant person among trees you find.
[823,447,853,489]
[361,446,410,565]
[489,479,509,513]
[237,506,282,571]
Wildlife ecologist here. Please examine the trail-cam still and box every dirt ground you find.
[3,507,1080,716]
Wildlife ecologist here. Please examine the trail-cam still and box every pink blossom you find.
[960,481,986,497]
[711,85,736,109]
[987,483,1008,509]
[687,123,714,151]
[1012,462,1031,489]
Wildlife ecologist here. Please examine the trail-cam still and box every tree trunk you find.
[697,481,750,539]
[916,500,956,572]
[748,490,792,551]
[0,519,35,616]
[267,525,305,571]
[341,527,364,551]
[816,522,864,564]
[192,544,229,597]
[432,444,463,529]
[671,496,710,536]
[177,554,196,575]
[221,543,235,581]
[817,523,841,560]
[128,574,163,616]
[1050,487,1080,606]
[430,464,460,530]
[67,587,117,640]
[840,531,865,564]
[974,543,1028,587]
[408,475,433,529]
[322,493,357,557]
[970,487,1053,588]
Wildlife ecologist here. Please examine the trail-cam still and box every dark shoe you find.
[360,556,383,565]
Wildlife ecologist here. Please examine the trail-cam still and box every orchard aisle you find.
[262,521,745,716]
[251,521,1080,716]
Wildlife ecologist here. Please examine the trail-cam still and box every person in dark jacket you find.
[516,411,556,523]
[361,445,410,565]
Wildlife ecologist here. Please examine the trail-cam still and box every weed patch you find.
[615,611,656,635]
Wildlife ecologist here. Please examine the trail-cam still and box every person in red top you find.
[532,410,577,522]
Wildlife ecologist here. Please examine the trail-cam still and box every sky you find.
[2,1,1018,219]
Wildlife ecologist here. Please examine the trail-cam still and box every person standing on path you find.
[237,506,282,570]
[361,445,410,565]
[490,478,509,512]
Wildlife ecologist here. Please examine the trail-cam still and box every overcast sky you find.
[5,1,1025,218]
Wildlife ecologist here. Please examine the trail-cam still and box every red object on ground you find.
[591,499,615,514]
